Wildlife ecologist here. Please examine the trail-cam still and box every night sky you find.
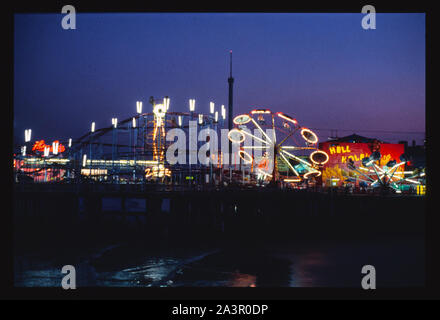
[14,13,425,145]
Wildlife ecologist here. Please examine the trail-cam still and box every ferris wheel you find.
[228,108,329,185]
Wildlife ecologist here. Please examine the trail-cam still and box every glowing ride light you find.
[304,170,321,179]
[153,104,166,118]
[178,116,182,127]
[310,150,329,165]
[21,146,26,156]
[215,111,219,123]
[68,138,72,148]
[228,129,246,144]
[300,128,318,144]
[251,109,271,114]
[284,177,302,183]
[149,100,169,165]
[250,118,272,144]
[132,117,136,128]
[276,112,298,125]
[347,151,422,191]
[232,108,324,184]
[233,114,252,125]
[82,154,87,167]
[281,150,314,169]
[210,102,215,114]
[238,149,253,164]
[279,152,299,176]
[198,114,203,125]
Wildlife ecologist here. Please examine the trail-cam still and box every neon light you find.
[242,145,270,149]
[153,104,166,118]
[238,150,253,164]
[145,167,153,178]
[91,122,95,133]
[300,128,318,144]
[404,178,421,184]
[371,174,385,186]
[145,165,171,179]
[32,140,46,152]
[240,129,270,145]
[281,150,313,168]
[251,109,271,114]
[276,112,298,125]
[281,146,316,150]
[132,117,136,128]
[310,150,329,165]
[82,154,87,167]
[284,178,301,183]
[233,114,251,125]
[228,129,245,144]
[251,118,272,144]
[280,152,299,176]
[210,102,215,114]
[304,170,321,179]
[32,140,66,154]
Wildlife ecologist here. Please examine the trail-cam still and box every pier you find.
[14,184,425,255]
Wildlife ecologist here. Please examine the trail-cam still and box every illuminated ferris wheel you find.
[228,109,329,185]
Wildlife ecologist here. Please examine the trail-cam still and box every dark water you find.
[14,236,424,288]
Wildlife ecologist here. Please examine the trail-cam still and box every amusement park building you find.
[318,134,405,187]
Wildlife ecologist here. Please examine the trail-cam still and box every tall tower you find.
[228,50,234,131]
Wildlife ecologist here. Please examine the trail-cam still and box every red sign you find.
[318,141,404,186]
[32,140,66,153]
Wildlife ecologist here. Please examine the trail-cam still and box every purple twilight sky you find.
[14,13,425,145]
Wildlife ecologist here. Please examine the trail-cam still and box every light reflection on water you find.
[14,238,424,288]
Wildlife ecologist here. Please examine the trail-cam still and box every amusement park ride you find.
[346,152,425,193]
[228,109,329,186]
[14,97,425,193]
[15,97,227,186]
